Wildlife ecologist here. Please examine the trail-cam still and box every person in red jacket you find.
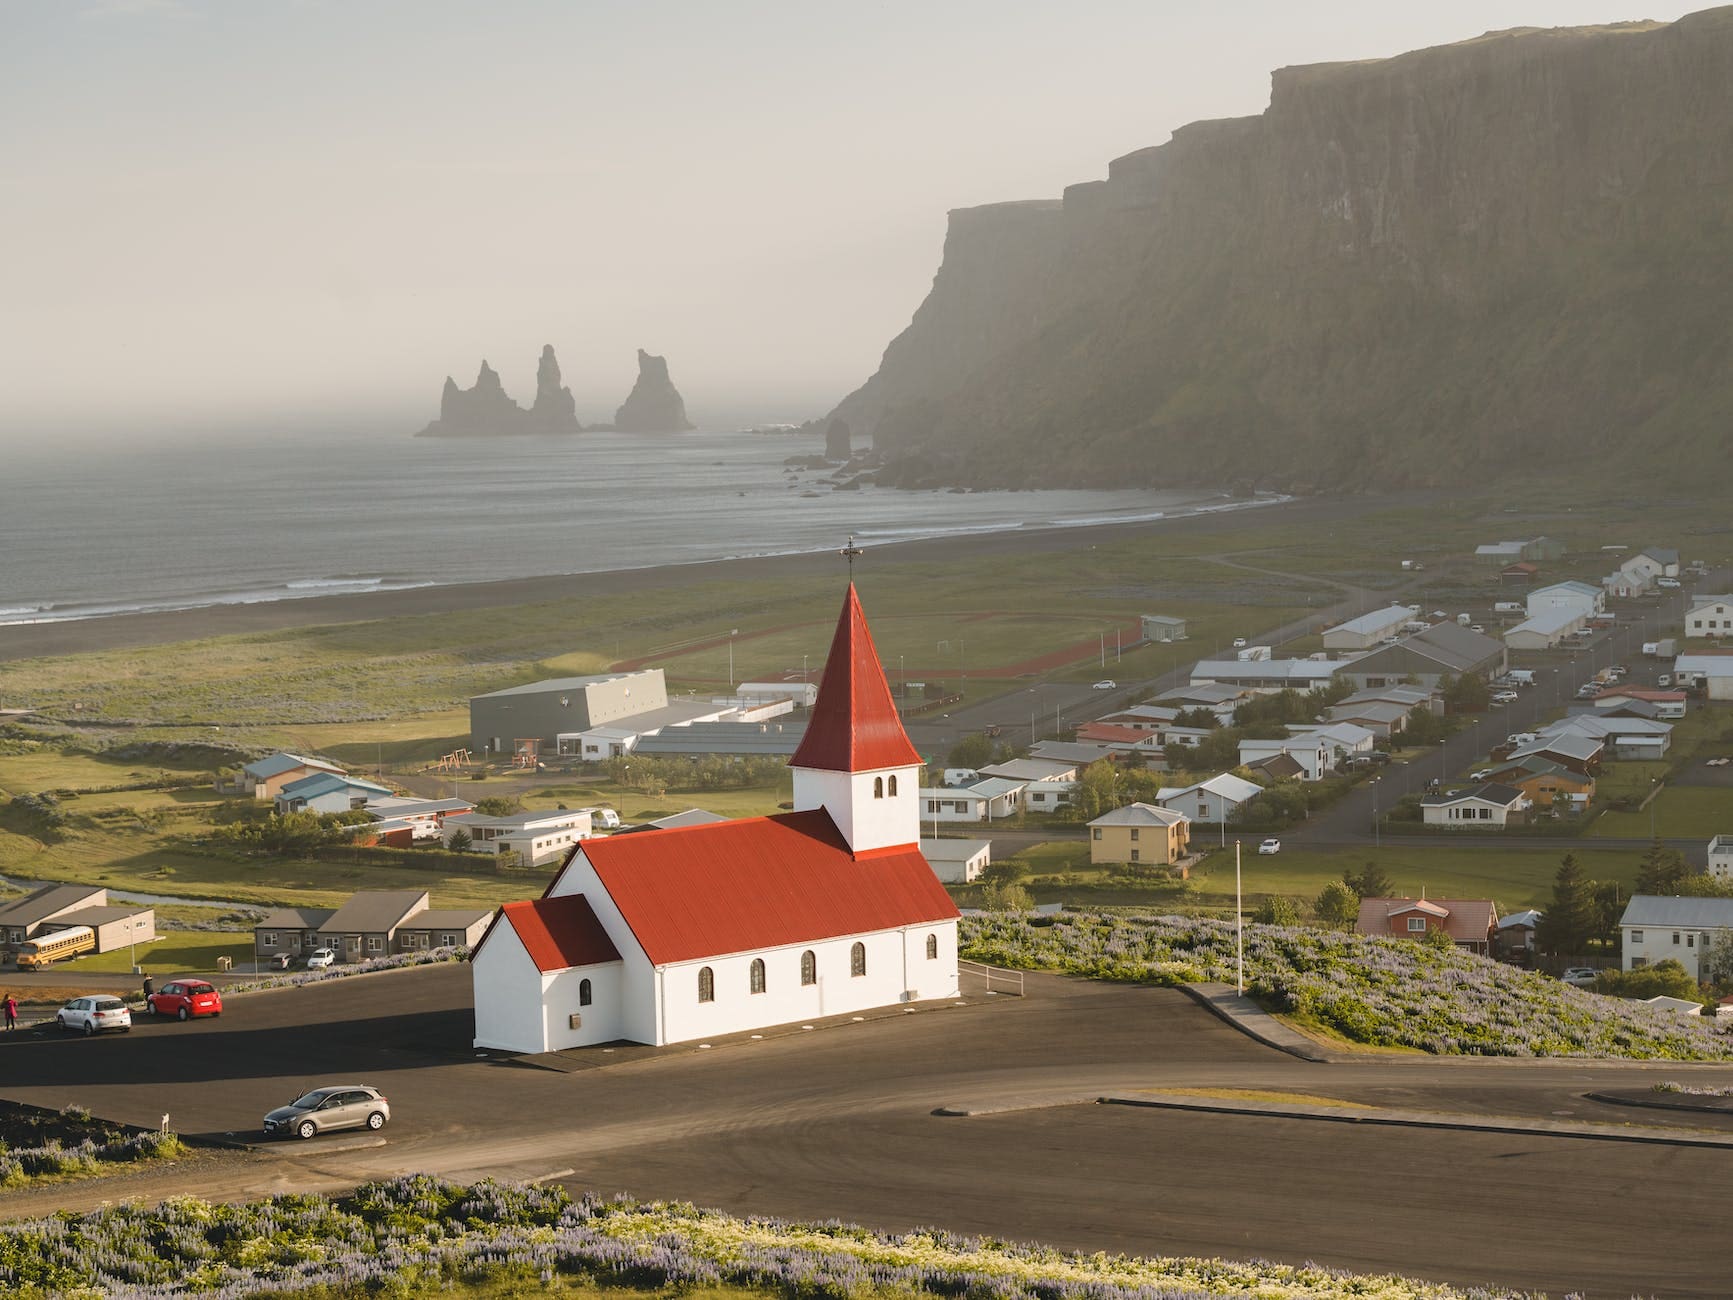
[3,993,17,1031]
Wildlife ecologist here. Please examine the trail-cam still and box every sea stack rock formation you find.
[416,346,583,437]
[824,418,852,461]
[829,7,1733,491]
[526,344,581,435]
[612,349,695,433]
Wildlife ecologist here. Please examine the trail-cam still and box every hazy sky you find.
[1,0,1691,438]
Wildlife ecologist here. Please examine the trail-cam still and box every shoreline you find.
[0,491,1414,663]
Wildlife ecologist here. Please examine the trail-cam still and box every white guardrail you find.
[958,959,1025,996]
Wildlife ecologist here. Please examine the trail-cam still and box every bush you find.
[1595,959,1704,1004]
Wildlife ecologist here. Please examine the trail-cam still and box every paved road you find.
[4,963,1733,1297]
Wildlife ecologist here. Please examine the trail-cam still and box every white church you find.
[470,584,962,1053]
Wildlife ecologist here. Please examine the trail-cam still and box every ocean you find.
[0,427,1265,625]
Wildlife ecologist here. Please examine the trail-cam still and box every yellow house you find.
[1088,803,1191,866]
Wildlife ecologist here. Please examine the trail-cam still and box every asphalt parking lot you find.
[5,964,1733,1299]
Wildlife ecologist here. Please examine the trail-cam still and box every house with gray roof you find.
[1188,659,1342,690]
[254,907,337,961]
[630,719,806,757]
[1620,895,1733,980]
[920,837,991,884]
[1321,605,1416,651]
[0,885,108,949]
[1420,783,1531,828]
[240,751,345,800]
[275,772,394,815]
[1334,622,1505,692]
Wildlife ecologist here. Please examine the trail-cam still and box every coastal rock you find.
[526,344,581,436]
[824,418,852,461]
[830,7,1733,491]
[415,346,583,438]
[612,349,695,433]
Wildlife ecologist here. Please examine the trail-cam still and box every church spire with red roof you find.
[789,583,922,773]
[789,584,924,854]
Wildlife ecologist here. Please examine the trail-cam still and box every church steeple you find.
[789,584,922,853]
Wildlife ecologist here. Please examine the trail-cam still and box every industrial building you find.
[1321,605,1415,651]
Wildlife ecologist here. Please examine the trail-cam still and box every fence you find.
[959,959,1024,996]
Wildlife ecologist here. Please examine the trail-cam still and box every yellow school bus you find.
[16,925,96,969]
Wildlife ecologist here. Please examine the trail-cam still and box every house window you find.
[1091,828,1102,841]
[261,932,276,947]
[1130,849,1140,863]
[874,777,884,799]
[1673,932,1681,945]
[1688,933,1695,948]
[850,941,866,978]
[925,934,938,960]
[1631,930,1643,944]
[1407,917,1427,932]
[698,966,714,1003]
[1632,957,1648,969]
[440,934,456,947]
[800,950,816,985]
[367,937,383,953]
[1129,828,1140,841]
[888,775,898,796]
[1031,793,1044,803]
[749,957,766,994]
[928,801,940,814]
[579,978,592,1006]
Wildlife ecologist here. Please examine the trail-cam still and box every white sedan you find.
[1257,838,1282,855]
[1092,680,1117,690]
[1491,690,1519,703]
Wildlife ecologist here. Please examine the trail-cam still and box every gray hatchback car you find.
[262,1085,390,1139]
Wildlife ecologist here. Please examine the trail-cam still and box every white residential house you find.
[1021,778,1076,811]
[1685,597,1733,639]
[1674,653,1733,701]
[1237,736,1332,782]
[1292,721,1377,761]
[921,838,991,884]
[364,796,475,842]
[1708,835,1733,881]
[1527,582,1604,621]
[452,808,594,866]
[470,583,959,1054]
[1419,783,1532,828]
[1619,895,1733,980]
[1155,773,1263,824]
[919,778,1025,823]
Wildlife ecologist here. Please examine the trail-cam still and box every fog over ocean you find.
[0,428,1266,626]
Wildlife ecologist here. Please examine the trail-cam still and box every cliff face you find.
[613,349,695,432]
[837,8,1733,489]
[417,346,581,437]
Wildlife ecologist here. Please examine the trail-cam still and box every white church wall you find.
[899,920,961,1000]
[472,926,550,1053]
[793,764,921,853]
[542,962,624,1048]
[657,925,953,1045]
[545,848,660,1045]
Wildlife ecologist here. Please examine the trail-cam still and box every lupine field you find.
[960,912,1733,1060]
[0,1175,1556,1299]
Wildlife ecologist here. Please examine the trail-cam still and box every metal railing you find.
[959,959,1025,996]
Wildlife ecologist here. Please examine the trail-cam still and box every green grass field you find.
[1589,785,1733,840]
[64,930,254,976]
[997,838,1643,915]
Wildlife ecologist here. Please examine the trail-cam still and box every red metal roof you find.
[789,584,922,773]
[578,809,957,965]
[480,895,622,973]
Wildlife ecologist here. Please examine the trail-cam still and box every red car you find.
[147,980,223,1021]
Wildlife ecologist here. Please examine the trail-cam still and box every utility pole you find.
[1235,840,1244,996]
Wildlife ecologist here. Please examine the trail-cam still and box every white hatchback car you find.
[56,995,132,1036]
[1092,680,1117,690]
[1257,838,1282,855]
[306,949,336,969]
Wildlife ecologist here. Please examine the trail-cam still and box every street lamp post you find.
[728,629,738,686]
[1371,777,1381,850]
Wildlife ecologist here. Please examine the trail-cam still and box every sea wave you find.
[0,579,437,627]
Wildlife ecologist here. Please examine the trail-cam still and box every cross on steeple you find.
[840,533,864,579]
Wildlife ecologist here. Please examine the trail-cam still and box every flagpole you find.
[1235,839,1244,996]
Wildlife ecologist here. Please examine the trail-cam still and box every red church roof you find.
[571,808,957,965]
[789,584,922,773]
[477,894,622,973]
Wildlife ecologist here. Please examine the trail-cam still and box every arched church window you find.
[888,774,898,796]
[800,950,817,986]
[698,966,715,1003]
[925,934,938,960]
[850,941,867,977]
[579,978,593,1006]
[874,777,884,799]
[749,957,767,994]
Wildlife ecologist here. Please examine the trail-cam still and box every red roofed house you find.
[1355,897,1499,955]
[471,584,961,1054]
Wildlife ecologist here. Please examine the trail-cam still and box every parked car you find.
[268,952,294,970]
[1657,577,1681,589]
[1470,769,1493,781]
[262,1084,390,1140]
[1491,690,1519,703]
[1469,624,1486,634]
[1231,638,1248,649]
[147,979,222,1021]
[1092,680,1117,690]
[305,949,336,969]
[55,996,131,1036]
[1257,838,1282,855]
[1560,967,1600,989]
